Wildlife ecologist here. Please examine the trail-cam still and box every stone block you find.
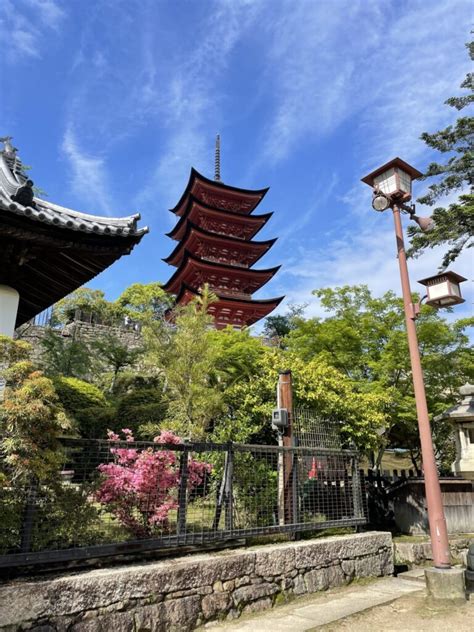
[304,568,329,592]
[201,593,230,620]
[234,575,250,588]
[232,582,278,607]
[71,611,134,632]
[379,548,394,576]
[327,564,346,587]
[294,532,391,570]
[354,555,380,578]
[133,603,162,631]
[242,597,273,614]
[293,574,306,595]
[254,546,296,577]
[341,560,355,579]
[303,564,345,593]
[160,595,201,631]
[425,568,466,603]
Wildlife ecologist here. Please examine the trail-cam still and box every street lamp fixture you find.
[361,157,461,573]
[418,271,467,308]
[361,157,423,203]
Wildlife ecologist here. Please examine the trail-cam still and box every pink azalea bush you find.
[94,429,212,538]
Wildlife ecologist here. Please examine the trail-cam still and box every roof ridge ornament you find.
[214,134,221,182]
[0,136,17,155]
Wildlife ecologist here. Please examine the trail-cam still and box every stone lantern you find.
[437,384,474,480]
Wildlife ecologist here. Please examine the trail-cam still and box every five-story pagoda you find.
[163,137,283,328]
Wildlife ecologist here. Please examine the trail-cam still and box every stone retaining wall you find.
[0,531,393,631]
[16,322,142,366]
[394,535,474,567]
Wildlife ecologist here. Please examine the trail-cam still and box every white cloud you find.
[61,127,114,216]
[258,0,472,167]
[275,218,472,322]
[135,1,264,208]
[0,0,65,61]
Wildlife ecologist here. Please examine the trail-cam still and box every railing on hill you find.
[0,438,367,568]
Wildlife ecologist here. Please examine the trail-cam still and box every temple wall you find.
[0,532,393,631]
[15,321,143,366]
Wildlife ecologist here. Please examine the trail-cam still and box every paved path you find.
[206,575,425,631]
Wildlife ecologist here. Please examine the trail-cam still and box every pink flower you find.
[94,429,211,538]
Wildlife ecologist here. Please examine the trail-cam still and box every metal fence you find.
[0,438,367,568]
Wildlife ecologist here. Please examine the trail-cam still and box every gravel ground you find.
[319,590,474,631]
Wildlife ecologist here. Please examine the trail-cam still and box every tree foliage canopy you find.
[407,39,474,268]
[282,285,473,469]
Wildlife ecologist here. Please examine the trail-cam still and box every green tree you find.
[262,304,307,347]
[210,343,389,450]
[92,334,144,392]
[40,329,91,378]
[287,285,473,471]
[0,337,72,482]
[116,282,172,323]
[54,288,119,325]
[145,285,224,439]
[407,39,474,268]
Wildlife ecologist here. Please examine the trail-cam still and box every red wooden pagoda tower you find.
[163,138,283,328]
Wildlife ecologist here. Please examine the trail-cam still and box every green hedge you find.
[116,388,167,435]
[74,406,117,439]
[53,376,107,413]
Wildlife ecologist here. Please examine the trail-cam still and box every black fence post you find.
[224,443,234,532]
[351,456,364,519]
[292,448,299,526]
[177,447,189,537]
[20,478,38,553]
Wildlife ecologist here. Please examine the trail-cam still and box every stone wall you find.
[0,531,393,631]
[16,322,143,366]
[394,534,474,568]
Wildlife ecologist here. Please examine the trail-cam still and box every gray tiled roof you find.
[0,145,148,238]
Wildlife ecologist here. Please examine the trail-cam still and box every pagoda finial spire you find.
[214,134,221,182]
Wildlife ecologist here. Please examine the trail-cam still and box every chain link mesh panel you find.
[0,437,367,568]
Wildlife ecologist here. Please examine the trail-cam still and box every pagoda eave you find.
[176,284,284,329]
[163,222,277,268]
[166,197,273,242]
[170,168,269,217]
[162,251,281,296]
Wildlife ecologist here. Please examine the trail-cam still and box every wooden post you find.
[277,370,294,525]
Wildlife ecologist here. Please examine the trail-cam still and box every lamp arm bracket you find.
[408,302,421,320]
[399,201,416,215]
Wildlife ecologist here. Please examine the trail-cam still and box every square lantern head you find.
[361,157,423,202]
[418,271,467,308]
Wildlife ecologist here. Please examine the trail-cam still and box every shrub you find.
[116,388,167,434]
[94,429,212,538]
[54,377,107,413]
[74,406,118,439]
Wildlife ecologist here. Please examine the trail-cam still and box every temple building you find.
[0,137,148,336]
[163,138,283,328]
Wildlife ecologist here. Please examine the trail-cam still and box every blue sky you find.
[1,0,472,323]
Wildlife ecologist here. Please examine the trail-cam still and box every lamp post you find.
[361,158,466,571]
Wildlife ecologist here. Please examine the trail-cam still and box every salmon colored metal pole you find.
[392,205,450,569]
[278,370,294,524]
